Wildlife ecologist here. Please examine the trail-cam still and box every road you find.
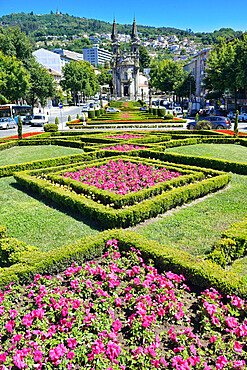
[0,108,247,139]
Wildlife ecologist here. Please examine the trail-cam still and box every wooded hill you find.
[0,12,243,46]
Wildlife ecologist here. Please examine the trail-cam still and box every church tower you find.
[111,18,140,99]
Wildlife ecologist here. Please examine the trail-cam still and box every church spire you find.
[111,18,118,42]
[131,18,138,41]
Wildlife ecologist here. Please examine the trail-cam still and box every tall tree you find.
[0,52,29,104]
[25,59,55,107]
[0,27,34,66]
[139,45,151,72]
[150,59,183,94]
[174,71,196,99]
[61,61,99,102]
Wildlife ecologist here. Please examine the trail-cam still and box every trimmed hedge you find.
[0,225,7,239]
[14,163,230,229]
[0,230,246,297]
[207,216,247,267]
[0,238,39,267]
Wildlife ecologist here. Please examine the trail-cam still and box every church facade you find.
[111,19,143,99]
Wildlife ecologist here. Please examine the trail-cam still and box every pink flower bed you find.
[100,144,148,151]
[106,134,146,139]
[60,160,181,195]
[0,240,246,369]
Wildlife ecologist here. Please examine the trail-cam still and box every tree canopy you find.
[150,59,183,93]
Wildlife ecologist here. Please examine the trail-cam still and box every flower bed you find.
[100,144,148,152]
[106,134,146,139]
[0,132,43,141]
[212,130,247,136]
[60,159,181,195]
[0,239,246,369]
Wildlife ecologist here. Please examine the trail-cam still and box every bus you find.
[0,104,32,123]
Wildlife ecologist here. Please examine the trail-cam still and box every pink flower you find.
[233,360,246,369]
[225,316,239,328]
[233,341,243,353]
[67,338,77,349]
[106,341,121,361]
[216,355,228,369]
[67,351,75,360]
[209,335,217,343]
[115,297,122,307]
[112,319,122,331]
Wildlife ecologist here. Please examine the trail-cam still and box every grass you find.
[0,145,85,167]
[0,176,101,252]
[166,144,247,163]
[131,174,247,256]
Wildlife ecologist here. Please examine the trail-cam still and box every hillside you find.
[0,12,243,45]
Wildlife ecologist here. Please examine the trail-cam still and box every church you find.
[111,19,148,99]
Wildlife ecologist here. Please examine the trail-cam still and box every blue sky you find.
[1,0,247,33]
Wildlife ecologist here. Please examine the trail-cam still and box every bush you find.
[196,120,212,130]
[88,110,95,119]
[153,109,157,116]
[76,113,80,119]
[234,110,239,137]
[183,112,186,119]
[44,124,59,132]
[95,110,100,117]
[149,108,153,114]
[55,117,59,125]
[163,114,174,120]
[68,115,71,121]
[195,113,199,122]
[17,116,22,140]
[0,238,39,267]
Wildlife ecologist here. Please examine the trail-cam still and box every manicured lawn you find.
[0,145,84,166]
[0,176,101,252]
[132,174,247,257]
[166,143,247,163]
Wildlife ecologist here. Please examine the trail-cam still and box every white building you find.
[33,48,62,74]
[53,49,84,63]
[83,47,112,66]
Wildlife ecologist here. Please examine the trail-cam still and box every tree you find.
[25,59,55,107]
[204,38,243,110]
[0,27,34,66]
[139,45,151,72]
[61,61,99,102]
[0,52,29,104]
[150,59,183,94]
[174,71,196,99]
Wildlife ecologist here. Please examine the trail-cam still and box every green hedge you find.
[88,110,95,119]
[14,165,230,229]
[0,238,39,267]
[46,157,206,208]
[207,216,247,267]
[0,225,7,239]
[0,230,246,297]
[139,149,247,175]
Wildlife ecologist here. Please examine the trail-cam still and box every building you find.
[183,49,211,103]
[83,47,112,66]
[53,49,84,63]
[111,19,147,99]
[33,48,62,74]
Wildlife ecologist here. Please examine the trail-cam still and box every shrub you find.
[17,116,22,140]
[196,120,212,130]
[234,110,239,137]
[68,115,71,121]
[149,108,153,114]
[153,109,157,116]
[0,238,39,267]
[163,114,174,120]
[88,110,95,119]
[44,123,58,132]
[195,113,199,121]
[95,110,100,117]
[183,112,186,119]
[76,113,80,119]
[55,117,59,125]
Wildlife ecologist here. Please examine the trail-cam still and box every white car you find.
[30,115,49,127]
[0,117,17,129]
[106,107,121,113]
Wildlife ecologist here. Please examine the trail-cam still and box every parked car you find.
[81,105,89,112]
[187,116,231,130]
[0,117,17,129]
[30,115,49,127]
[22,114,34,125]
[89,102,94,109]
[238,112,247,121]
[106,107,121,113]
[140,106,148,111]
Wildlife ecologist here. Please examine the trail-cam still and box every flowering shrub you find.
[60,160,181,195]
[0,240,246,369]
[100,144,148,151]
[106,134,146,139]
